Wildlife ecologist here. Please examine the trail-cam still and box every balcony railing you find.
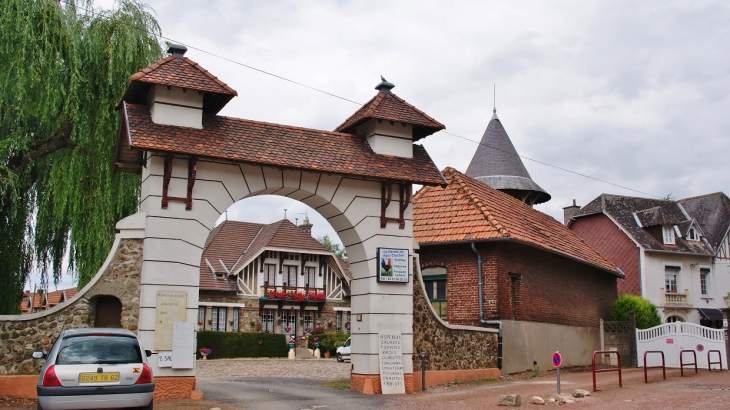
[662,290,690,307]
[261,282,327,302]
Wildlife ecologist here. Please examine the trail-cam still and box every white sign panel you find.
[378,332,405,394]
[377,248,409,283]
[157,351,173,368]
[155,290,187,350]
[172,321,195,369]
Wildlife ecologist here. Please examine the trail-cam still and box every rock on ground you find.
[498,394,521,406]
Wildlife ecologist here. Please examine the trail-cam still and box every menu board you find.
[378,331,405,394]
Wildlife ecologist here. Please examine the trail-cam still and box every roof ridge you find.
[212,111,360,137]
[446,168,509,237]
[333,93,383,132]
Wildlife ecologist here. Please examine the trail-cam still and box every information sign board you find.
[376,248,409,283]
[378,331,405,394]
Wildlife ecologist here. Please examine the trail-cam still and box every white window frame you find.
[664,265,680,293]
[662,225,675,244]
[700,268,710,296]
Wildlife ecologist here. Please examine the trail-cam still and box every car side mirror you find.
[145,350,152,358]
[32,351,46,360]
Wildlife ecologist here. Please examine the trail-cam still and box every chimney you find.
[298,216,313,236]
[563,199,581,225]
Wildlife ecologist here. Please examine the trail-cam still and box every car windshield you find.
[56,335,142,365]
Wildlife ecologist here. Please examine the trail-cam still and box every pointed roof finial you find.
[491,83,499,120]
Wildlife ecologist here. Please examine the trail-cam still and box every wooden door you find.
[94,297,122,328]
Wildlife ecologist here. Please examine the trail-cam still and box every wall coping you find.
[413,255,498,335]
[0,212,147,321]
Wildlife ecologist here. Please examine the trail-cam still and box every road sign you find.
[552,351,563,368]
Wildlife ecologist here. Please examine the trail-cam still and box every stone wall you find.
[0,238,143,375]
[412,257,498,372]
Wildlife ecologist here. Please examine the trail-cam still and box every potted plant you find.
[229,320,235,327]
[198,347,211,360]
[197,319,204,330]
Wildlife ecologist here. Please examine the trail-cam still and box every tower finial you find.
[491,83,499,120]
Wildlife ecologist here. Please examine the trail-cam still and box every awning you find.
[697,308,724,321]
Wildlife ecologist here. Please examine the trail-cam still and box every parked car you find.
[32,328,154,410]
[336,337,351,362]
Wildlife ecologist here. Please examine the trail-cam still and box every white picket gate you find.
[637,322,727,370]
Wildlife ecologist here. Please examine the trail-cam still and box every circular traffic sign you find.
[552,351,562,368]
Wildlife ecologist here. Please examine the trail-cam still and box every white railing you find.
[662,292,690,306]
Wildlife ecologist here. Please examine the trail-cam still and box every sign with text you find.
[378,332,405,394]
[154,290,187,350]
[172,321,194,369]
[376,248,409,283]
[157,351,173,368]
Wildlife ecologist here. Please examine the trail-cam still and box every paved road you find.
[196,359,394,410]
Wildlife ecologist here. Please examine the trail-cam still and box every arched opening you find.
[94,296,122,328]
[198,195,351,341]
[665,315,684,323]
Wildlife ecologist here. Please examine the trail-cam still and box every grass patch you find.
[321,379,350,390]
[474,377,499,385]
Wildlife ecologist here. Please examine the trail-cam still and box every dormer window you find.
[662,225,675,244]
[687,228,698,241]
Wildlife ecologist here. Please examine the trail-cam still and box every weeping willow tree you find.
[0,0,163,314]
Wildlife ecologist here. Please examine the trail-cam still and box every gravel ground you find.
[5,360,729,409]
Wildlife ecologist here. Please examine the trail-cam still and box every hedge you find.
[196,331,288,359]
[308,332,350,355]
[609,294,661,329]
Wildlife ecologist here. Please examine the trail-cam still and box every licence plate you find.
[79,373,119,383]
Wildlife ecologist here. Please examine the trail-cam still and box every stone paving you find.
[196,358,352,381]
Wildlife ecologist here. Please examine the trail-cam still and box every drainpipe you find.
[471,243,502,369]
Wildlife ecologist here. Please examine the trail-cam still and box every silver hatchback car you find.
[32,328,154,410]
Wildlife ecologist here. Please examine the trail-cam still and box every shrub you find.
[309,332,350,355]
[609,294,661,329]
[196,331,288,359]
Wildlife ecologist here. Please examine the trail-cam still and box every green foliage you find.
[196,331,289,359]
[321,380,350,390]
[309,332,350,355]
[0,0,162,313]
[609,294,661,329]
[316,235,347,259]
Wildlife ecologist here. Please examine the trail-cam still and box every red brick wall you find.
[570,214,640,296]
[418,241,617,328]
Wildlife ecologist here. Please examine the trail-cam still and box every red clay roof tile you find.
[122,103,446,186]
[414,167,619,275]
[335,91,445,140]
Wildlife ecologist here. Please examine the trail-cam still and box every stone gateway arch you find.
[113,45,446,394]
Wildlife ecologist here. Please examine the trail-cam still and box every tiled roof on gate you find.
[121,103,447,186]
[120,56,237,114]
[413,167,620,275]
[334,91,445,141]
[572,194,712,255]
[199,219,345,292]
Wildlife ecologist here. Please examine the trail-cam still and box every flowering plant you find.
[285,325,291,333]
[308,292,327,301]
[197,319,204,326]
[293,292,307,301]
[199,347,211,355]
[314,325,325,334]
[313,337,319,342]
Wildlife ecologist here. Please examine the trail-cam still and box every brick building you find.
[198,217,352,337]
[413,167,621,328]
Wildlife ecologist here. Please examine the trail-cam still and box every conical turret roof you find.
[465,110,550,205]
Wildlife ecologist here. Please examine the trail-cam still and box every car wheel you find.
[337,353,344,363]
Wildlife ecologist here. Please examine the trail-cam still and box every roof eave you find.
[417,237,622,278]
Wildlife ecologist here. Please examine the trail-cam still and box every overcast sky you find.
[40,0,730,290]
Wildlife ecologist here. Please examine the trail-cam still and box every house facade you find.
[20,288,78,314]
[413,167,621,328]
[568,193,730,328]
[197,218,352,338]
